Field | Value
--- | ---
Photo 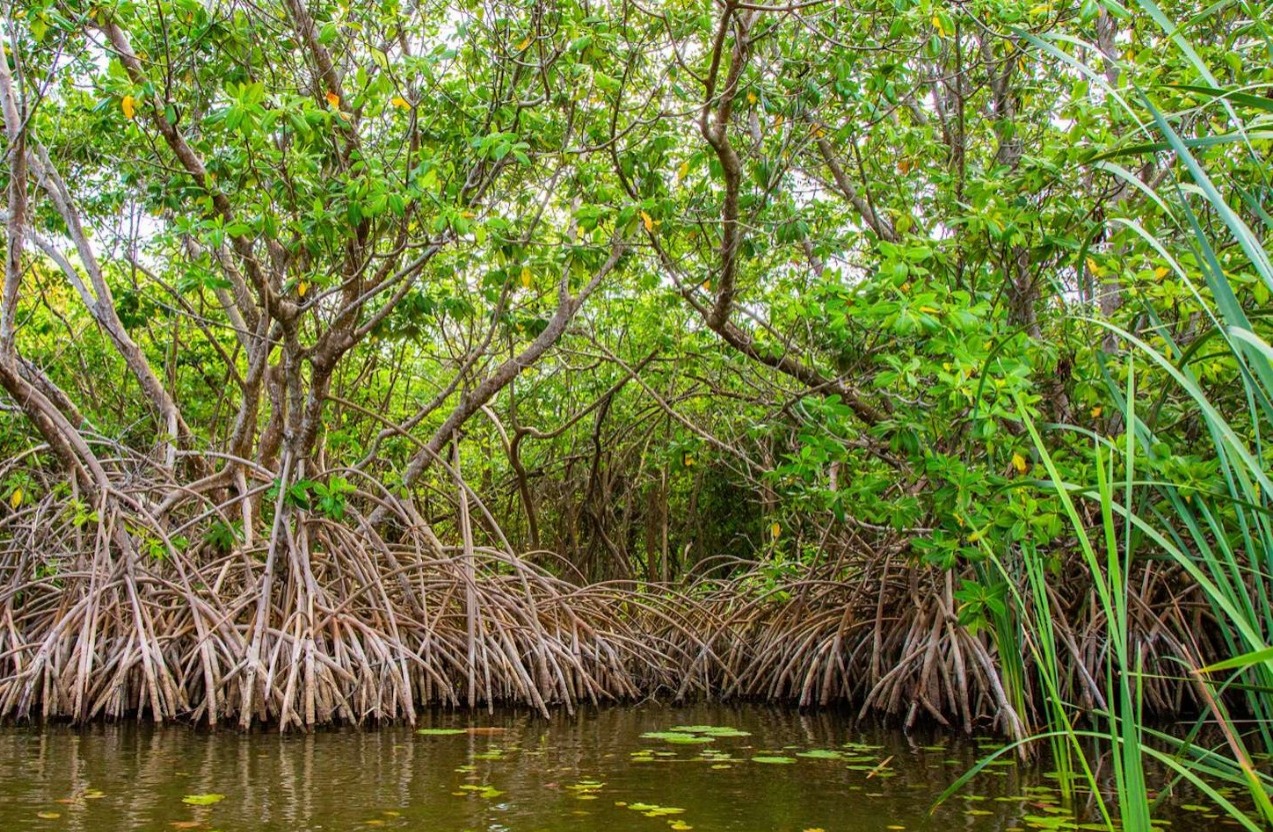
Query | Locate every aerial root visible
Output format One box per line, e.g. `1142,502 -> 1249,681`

0,486 -> 659,727
0,487 -> 1222,730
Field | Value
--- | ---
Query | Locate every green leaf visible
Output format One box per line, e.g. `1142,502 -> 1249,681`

181,794 -> 226,806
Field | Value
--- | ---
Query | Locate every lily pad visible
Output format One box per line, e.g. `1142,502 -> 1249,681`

669,725 -> 752,738
796,749 -> 843,760
457,784 -> 504,799
181,794 -> 226,806
626,802 -> 685,817
640,731 -> 714,744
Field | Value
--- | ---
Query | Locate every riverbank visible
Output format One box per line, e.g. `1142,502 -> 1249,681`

0,499 -> 1218,738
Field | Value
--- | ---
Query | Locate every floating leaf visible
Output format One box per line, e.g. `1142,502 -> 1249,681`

458,784 -> 503,799
641,731 -> 713,744
626,802 -> 685,818
668,725 -> 751,738
181,794 -> 225,806
751,756 -> 796,764
37,812 -> 61,819
416,728 -> 466,735
795,749 -> 842,760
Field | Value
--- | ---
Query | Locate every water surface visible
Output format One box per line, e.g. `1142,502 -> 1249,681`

0,705 -> 1224,831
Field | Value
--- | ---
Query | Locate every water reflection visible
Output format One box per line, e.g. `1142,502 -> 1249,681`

0,705 -> 1210,831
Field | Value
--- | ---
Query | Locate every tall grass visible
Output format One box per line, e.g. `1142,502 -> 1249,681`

951,3 -> 1273,829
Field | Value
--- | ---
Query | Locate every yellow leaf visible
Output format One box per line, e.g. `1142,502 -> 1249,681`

520,266 -> 532,289
677,160 -> 689,181
517,37 -> 531,50
1086,257 -> 1101,277
325,91 -> 341,109
683,453 -> 693,467
1154,266 -> 1169,279
967,529 -> 983,542
121,95 -> 136,119
391,95 -> 411,110
1011,452 -> 1028,475
37,812 -> 61,820
640,211 -> 655,233
1090,406 -> 1102,418
746,91 -> 757,104
770,522 -> 781,541
8,488 -> 21,509
297,281 -> 309,298
900,282 -> 911,293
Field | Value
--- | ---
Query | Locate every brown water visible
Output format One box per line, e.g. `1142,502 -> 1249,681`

0,705 -> 1225,831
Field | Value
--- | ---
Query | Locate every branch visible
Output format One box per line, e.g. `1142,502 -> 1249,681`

369,241 -> 626,525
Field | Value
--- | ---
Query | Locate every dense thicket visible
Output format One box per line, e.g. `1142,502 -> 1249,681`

0,0 -> 1270,805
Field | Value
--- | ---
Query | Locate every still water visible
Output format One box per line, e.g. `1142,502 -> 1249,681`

0,705 -> 1224,831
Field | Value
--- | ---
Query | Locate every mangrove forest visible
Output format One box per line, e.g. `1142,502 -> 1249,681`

0,0 -> 1271,827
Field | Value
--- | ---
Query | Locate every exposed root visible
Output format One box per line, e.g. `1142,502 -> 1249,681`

0,482 -> 655,727
0,476 -> 1226,731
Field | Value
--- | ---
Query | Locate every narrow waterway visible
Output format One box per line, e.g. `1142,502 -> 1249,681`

0,705 -> 1225,831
